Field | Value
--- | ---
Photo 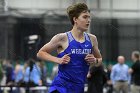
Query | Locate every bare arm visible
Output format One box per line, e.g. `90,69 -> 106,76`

92,35 -> 102,66
37,33 -> 70,64
85,34 -> 102,66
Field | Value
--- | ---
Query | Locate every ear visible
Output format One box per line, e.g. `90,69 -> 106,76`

73,17 -> 77,24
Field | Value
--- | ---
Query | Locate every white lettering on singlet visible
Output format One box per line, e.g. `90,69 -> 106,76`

71,49 -> 92,54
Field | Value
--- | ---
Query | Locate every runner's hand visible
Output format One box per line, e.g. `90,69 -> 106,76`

58,54 -> 70,64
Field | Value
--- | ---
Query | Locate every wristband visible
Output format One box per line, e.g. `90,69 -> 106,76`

95,58 -> 98,64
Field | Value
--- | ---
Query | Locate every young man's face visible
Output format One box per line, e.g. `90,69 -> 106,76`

74,11 -> 91,31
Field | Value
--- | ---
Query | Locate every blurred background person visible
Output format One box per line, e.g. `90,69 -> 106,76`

87,64 -> 107,93
23,59 -> 42,86
0,60 -> 4,93
37,61 -> 47,86
0,60 -> 4,84
3,60 -> 15,86
14,59 -> 24,85
129,51 -> 140,93
2,60 -> 15,93
51,63 -> 58,80
111,56 -> 130,93
14,60 -> 24,93
106,64 -> 113,93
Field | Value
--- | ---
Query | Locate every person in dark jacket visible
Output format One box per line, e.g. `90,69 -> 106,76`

106,64 -> 113,93
87,64 -> 107,93
129,51 -> 140,93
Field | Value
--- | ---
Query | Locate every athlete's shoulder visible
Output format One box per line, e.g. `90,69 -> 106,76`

87,33 -> 97,42
54,33 -> 66,38
52,33 -> 67,41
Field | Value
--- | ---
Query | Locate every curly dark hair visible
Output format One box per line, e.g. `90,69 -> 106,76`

67,3 -> 90,25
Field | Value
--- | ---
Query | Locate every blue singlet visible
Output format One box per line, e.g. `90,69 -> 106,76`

49,31 -> 93,93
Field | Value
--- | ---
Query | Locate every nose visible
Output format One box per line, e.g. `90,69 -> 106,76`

87,18 -> 91,23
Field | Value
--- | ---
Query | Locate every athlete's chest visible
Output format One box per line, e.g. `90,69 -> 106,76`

67,40 -> 92,55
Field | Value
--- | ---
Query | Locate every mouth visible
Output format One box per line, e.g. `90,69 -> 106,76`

86,24 -> 89,27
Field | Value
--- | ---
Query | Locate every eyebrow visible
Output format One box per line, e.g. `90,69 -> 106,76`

83,15 -> 90,17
